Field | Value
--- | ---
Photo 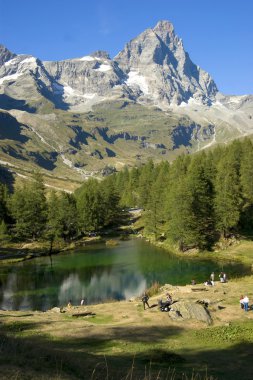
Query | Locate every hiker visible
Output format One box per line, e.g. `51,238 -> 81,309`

191,279 -> 196,285
223,273 -> 227,283
204,279 -> 213,286
67,300 -> 72,308
80,298 -> 86,306
210,272 -> 215,283
141,292 -> 150,310
219,272 -> 225,283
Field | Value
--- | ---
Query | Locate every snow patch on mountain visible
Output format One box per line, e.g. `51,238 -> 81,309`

0,72 -> 22,84
125,71 -> 149,94
95,64 -> 112,72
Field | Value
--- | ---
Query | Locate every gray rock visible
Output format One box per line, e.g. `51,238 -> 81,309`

169,301 -> 212,324
0,44 -> 16,67
115,20 -> 218,107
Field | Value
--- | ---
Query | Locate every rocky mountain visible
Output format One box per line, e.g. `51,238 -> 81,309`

0,21 -> 252,190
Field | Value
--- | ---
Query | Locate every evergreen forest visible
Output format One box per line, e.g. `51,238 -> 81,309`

1,138 -> 253,252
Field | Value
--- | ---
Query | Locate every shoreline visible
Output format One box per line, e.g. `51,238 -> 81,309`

1,233 -> 253,271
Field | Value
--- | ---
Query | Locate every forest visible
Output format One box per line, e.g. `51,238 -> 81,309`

0,138 -> 253,252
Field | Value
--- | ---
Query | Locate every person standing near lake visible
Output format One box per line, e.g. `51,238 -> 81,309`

141,292 -> 150,310
210,272 -> 215,285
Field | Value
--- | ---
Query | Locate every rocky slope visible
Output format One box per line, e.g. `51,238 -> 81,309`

0,21 -> 252,184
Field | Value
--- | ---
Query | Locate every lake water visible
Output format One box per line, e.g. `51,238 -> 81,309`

0,239 -> 250,311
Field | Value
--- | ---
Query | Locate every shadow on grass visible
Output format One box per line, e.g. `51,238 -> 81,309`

0,319 -> 253,379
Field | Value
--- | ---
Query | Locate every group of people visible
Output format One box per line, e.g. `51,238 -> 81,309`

67,298 -> 87,308
204,271 -> 227,286
141,292 -> 173,311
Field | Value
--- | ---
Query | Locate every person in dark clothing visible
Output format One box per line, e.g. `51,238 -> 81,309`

141,292 -> 150,310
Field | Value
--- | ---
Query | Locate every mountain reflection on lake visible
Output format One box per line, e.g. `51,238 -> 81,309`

0,239 -> 250,311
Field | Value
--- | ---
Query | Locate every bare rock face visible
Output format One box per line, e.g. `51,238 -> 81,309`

0,45 -> 16,67
115,20 -> 218,107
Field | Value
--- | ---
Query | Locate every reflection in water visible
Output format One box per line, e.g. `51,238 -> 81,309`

58,270 -> 146,307
0,239 -> 251,311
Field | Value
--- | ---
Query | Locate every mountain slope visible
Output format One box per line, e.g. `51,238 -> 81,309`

0,21 -> 252,186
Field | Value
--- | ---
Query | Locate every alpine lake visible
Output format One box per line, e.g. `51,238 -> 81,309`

0,238 -> 251,311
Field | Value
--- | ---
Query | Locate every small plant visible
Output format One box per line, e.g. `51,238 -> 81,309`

146,281 -> 161,297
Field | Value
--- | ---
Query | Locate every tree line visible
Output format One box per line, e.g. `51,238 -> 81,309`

0,173 -> 121,246
0,138 -> 253,251
110,138 -> 253,250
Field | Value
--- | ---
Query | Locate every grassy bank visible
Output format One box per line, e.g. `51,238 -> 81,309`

0,236 -> 105,264
0,277 -> 253,379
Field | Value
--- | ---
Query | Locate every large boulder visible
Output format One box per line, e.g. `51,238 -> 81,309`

169,301 -> 212,325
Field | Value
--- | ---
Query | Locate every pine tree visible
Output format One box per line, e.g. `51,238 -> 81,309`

76,179 -> 105,232
47,191 -> 78,240
166,176 -> 197,250
239,139 -> 253,231
0,220 -> 10,242
214,150 -> 242,237
101,176 -> 121,226
10,173 -> 47,240
138,159 -> 155,208
186,154 -> 215,249
144,161 -> 170,239
0,184 -> 9,223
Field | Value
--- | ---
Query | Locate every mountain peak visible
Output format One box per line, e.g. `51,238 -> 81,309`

0,44 -> 16,66
91,50 -> 110,60
153,20 -> 174,33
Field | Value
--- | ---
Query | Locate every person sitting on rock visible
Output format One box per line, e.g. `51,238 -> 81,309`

242,295 -> 249,312
204,279 -> 213,286
166,293 -> 172,305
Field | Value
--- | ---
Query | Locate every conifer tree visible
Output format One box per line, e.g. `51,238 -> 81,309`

186,154 -> 215,249
138,159 -> 154,208
101,175 -> 121,226
239,139 -> 253,230
166,177 -> 197,250
0,184 -> 9,223
10,173 -> 47,240
144,161 -> 170,239
76,179 -> 105,232
214,151 -> 242,237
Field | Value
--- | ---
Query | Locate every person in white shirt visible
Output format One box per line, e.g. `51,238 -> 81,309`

242,295 -> 249,312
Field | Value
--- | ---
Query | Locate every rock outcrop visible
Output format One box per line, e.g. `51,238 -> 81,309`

169,301 -> 212,325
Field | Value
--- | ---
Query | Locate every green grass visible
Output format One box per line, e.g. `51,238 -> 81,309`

89,314 -> 114,325
1,315 -> 253,379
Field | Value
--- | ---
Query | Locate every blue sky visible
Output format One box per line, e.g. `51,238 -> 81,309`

0,0 -> 252,95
